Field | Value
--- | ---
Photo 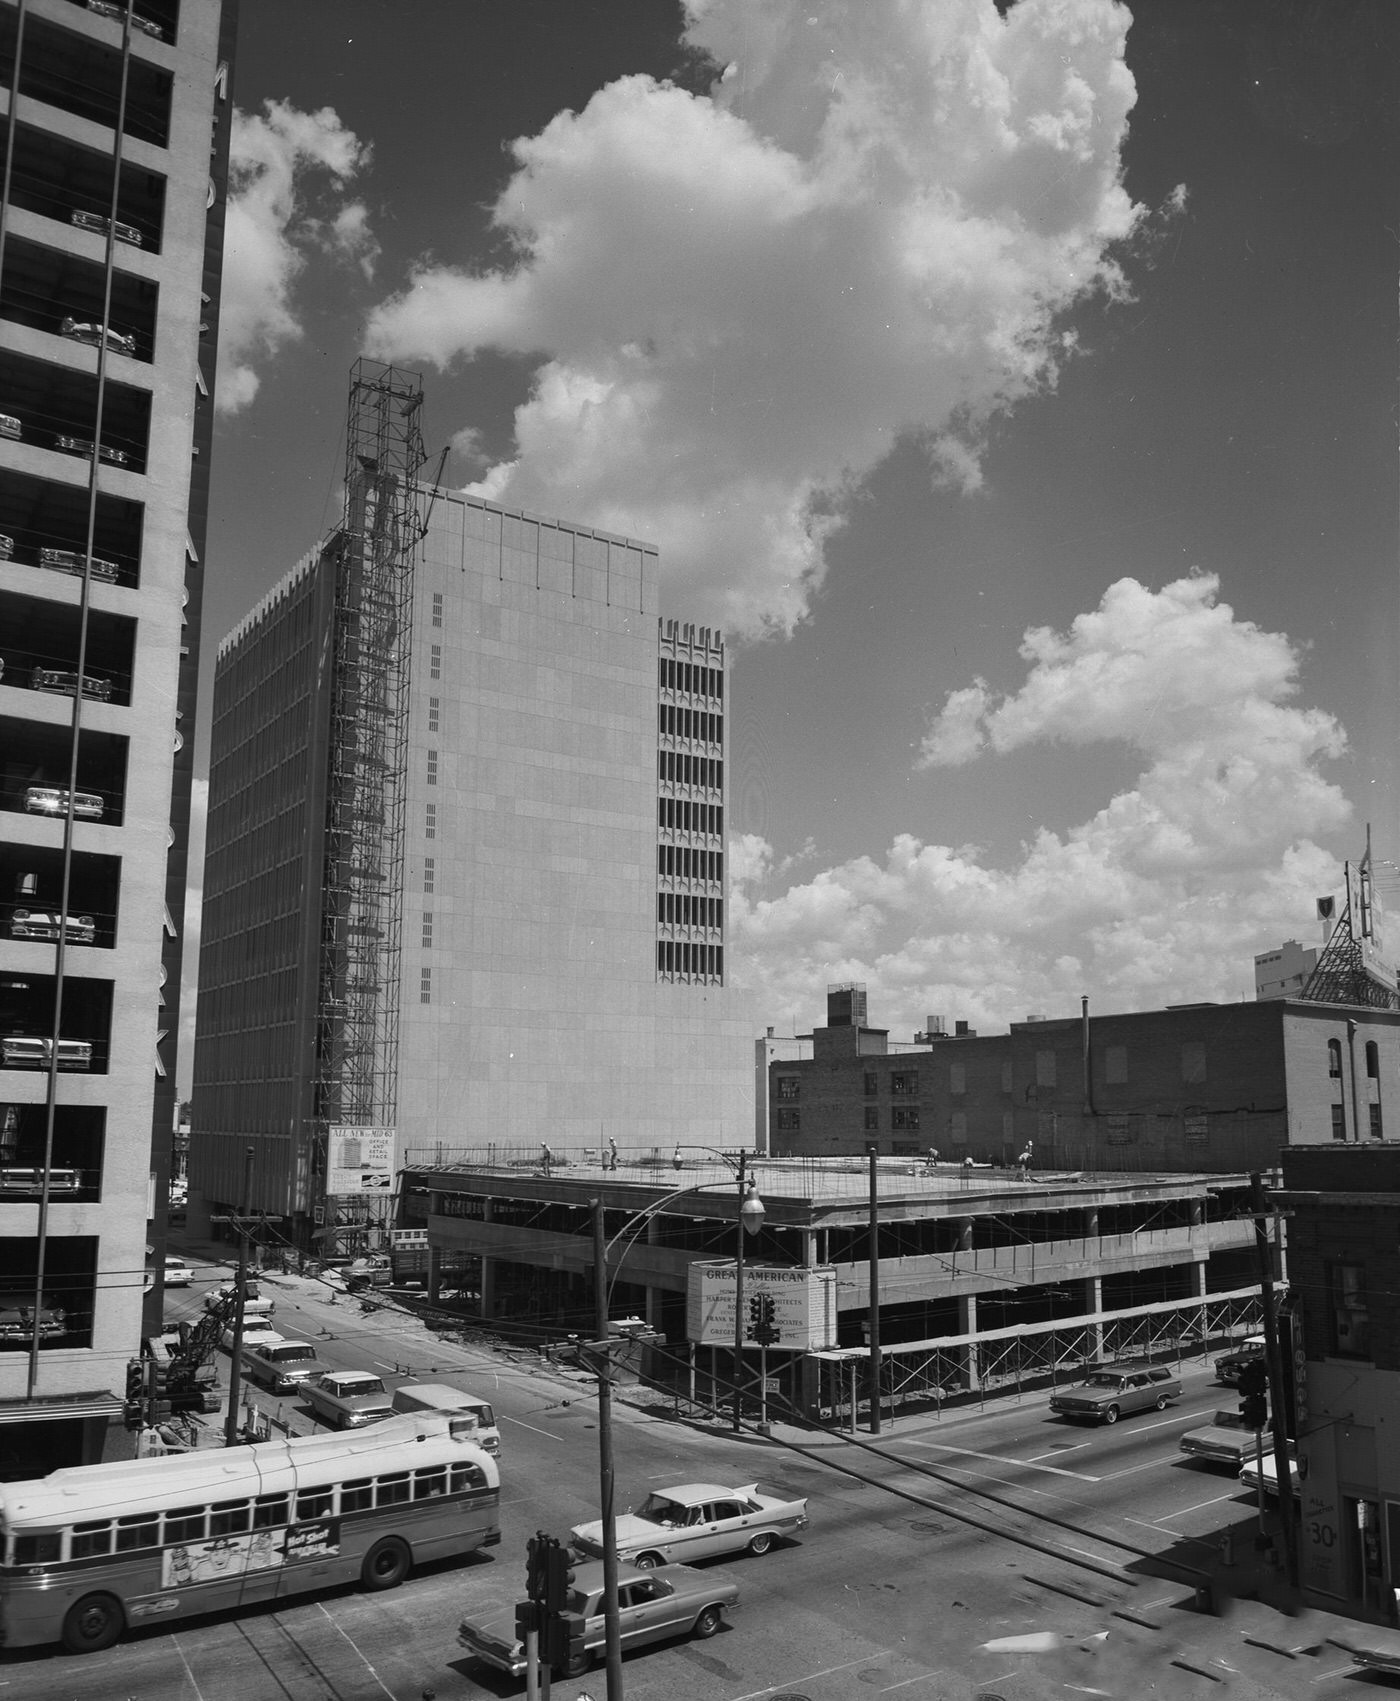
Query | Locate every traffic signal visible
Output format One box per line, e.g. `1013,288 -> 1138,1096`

1240,1393 -> 1268,1430
543,1541 -> 574,1615
526,1532 -> 547,1602
122,1358 -> 147,1429
540,1608 -> 589,1674
514,1598 -> 539,1644
748,1291 -> 779,1346
1237,1358 -> 1268,1399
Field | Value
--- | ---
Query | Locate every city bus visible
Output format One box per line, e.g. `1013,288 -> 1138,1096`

0,1413 -> 500,1654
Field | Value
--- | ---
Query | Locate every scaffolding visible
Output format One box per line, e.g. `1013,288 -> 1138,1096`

313,360 -> 426,1254
1301,838 -> 1400,1010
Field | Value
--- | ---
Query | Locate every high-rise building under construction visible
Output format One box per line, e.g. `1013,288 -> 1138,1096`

191,364 -> 754,1247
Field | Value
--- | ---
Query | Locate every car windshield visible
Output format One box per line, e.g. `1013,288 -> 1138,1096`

636,1494 -> 687,1525
1213,1410 -> 1248,1429
1085,1373 -> 1125,1389
270,1346 -> 315,1362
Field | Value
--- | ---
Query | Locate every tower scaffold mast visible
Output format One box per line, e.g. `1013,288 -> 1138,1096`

1300,827 -> 1400,1011
313,360 -> 426,1254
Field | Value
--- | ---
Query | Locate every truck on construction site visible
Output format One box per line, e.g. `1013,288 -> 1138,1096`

131,1287 -> 251,1427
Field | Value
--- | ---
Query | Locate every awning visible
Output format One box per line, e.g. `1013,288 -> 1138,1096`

0,1393 -> 124,1424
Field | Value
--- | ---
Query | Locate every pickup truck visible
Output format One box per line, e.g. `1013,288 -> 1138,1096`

1048,1363 -> 1181,1424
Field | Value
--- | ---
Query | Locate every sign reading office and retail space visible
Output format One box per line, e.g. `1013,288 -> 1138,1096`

686,1262 -> 838,1350
327,1126 -> 396,1194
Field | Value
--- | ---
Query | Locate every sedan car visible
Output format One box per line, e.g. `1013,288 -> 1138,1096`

1048,1363 -> 1181,1424
10,907 -> 96,944
1180,1408 -> 1272,1469
242,1338 -> 325,1394
69,209 -> 143,246
38,548 -> 120,582
30,667 -> 112,702
1,1034 -> 92,1069
53,434 -> 129,465
301,1369 -> 394,1429
571,1481 -> 808,1569
1328,1626 -> 1400,1677
220,1317 -> 283,1352
59,317 -> 137,358
162,1256 -> 193,1287
1238,1445 -> 1299,1498
24,785 -> 104,820
458,1560 -> 738,1679
1213,1335 -> 1266,1387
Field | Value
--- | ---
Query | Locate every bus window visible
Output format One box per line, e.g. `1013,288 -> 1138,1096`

451,1462 -> 486,1493
296,1486 -> 334,1521
13,1531 -> 61,1564
340,1478 -> 372,1512
413,1467 -> 448,1500
70,1522 -> 112,1559
253,1494 -> 289,1528
376,1472 -> 410,1506
115,1514 -> 160,1552
165,1507 -> 205,1543
210,1500 -> 250,1536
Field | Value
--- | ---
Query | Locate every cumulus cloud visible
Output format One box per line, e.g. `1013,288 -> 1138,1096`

733,577 -> 1350,1032
217,102 -> 376,414
366,0 -> 1146,637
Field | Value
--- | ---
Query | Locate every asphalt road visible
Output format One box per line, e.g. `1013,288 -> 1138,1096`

4,1263 -> 1369,1701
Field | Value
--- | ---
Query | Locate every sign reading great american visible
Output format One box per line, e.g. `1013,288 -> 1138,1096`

686,1262 -> 838,1351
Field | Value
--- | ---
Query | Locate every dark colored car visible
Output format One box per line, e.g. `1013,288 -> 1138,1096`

1049,1363 -> 1181,1424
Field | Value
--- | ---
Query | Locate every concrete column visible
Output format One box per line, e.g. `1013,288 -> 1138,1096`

959,1218 -> 975,1251
427,1241 -> 442,1304
1189,1199 -> 1203,1226
958,1293 -> 980,1391
645,1216 -> 665,1331
1188,1259 -> 1207,1298
1084,1276 -> 1104,1361
479,1198 -> 496,1318
1084,1207 -> 1099,1236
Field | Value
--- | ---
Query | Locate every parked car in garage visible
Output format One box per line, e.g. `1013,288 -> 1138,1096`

1048,1363 -> 1181,1424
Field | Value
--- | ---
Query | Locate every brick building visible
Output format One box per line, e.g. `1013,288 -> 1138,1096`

1276,1144 -> 1400,1619
765,988 -> 1400,1173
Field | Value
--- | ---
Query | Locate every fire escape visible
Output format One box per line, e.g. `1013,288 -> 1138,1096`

312,360 -> 425,1254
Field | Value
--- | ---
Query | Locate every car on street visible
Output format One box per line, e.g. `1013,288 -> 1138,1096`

241,1338 -> 325,1394
220,1317 -> 283,1352
1048,1363 -> 1181,1424
1178,1408 -> 1271,1469
301,1369 -> 394,1429
0,533 -> 12,558
458,1560 -> 739,1679
1238,1445 -> 1299,1498
203,1282 -> 275,1319
571,1481 -> 808,1568
1328,1626 -> 1400,1677
162,1256 -> 193,1287
1213,1335 -> 1266,1386
0,412 -> 20,439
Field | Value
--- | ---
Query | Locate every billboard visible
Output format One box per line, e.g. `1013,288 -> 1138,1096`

327,1126 -> 395,1195
1347,860 -> 1397,995
686,1262 -> 838,1351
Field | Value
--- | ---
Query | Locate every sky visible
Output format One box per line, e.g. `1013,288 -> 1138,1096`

194,0 -> 1399,1070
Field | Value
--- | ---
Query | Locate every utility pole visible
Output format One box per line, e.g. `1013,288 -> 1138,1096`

590,1199 -> 624,1698
868,1145 -> 882,1435
732,1150 -> 747,1433
1249,1171 -> 1299,1589
220,1146 -> 255,1447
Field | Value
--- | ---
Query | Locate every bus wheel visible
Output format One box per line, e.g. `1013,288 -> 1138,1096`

361,1536 -> 411,1591
61,1592 -> 124,1654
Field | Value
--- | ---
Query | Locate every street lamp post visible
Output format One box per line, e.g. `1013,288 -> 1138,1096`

732,1152 -> 765,1433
